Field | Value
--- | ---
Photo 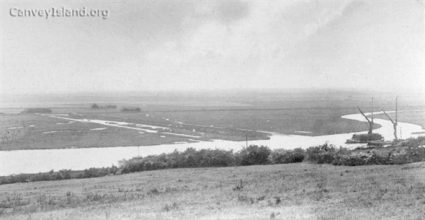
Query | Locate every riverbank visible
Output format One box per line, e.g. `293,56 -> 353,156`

1,110 -> 424,175
2,137 -> 424,185
1,162 -> 425,219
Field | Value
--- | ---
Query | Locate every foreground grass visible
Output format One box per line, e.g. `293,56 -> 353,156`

1,163 -> 425,220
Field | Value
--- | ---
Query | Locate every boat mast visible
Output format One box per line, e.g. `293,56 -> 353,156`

358,107 -> 373,135
395,96 -> 398,123
371,97 -> 374,126
395,96 -> 398,141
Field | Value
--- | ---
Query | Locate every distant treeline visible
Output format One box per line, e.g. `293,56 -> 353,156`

90,103 -> 142,112
1,137 -> 424,185
121,107 -> 141,112
20,108 -> 52,114
91,104 -> 117,109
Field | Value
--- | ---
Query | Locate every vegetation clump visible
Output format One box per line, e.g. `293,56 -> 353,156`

0,167 -> 118,185
305,144 -> 339,164
269,148 -> 305,164
237,145 -> 271,165
120,148 -> 236,173
351,133 -> 383,142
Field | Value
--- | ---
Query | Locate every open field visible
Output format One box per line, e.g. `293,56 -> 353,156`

1,162 -> 425,219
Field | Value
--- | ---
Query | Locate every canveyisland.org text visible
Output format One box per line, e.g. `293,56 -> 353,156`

10,7 -> 109,19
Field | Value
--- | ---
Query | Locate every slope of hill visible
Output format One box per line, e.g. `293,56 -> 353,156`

1,162 -> 424,220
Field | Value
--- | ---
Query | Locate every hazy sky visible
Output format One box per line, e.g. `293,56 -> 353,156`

1,0 -> 424,95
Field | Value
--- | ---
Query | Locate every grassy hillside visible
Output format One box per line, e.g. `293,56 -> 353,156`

1,162 -> 425,220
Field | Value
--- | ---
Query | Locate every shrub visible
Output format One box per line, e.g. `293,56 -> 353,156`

197,149 -> 235,167
237,145 -> 271,165
333,152 -> 373,166
386,146 -> 425,164
270,148 -> 305,164
305,144 -> 338,164
351,133 -> 383,142
79,166 -> 118,178
332,143 -> 425,166
402,137 -> 425,148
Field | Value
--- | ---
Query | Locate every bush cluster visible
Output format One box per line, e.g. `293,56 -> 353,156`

351,133 -> 383,142
0,146 -> 306,185
402,136 -> 425,148
270,148 -> 305,164
119,148 -> 236,173
237,145 -> 271,165
305,144 -> 339,164
304,138 -> 425,166
0,166 -> 118,185
120,146 -> 308,174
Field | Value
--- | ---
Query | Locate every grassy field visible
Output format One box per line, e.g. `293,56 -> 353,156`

1,162 -> 425,219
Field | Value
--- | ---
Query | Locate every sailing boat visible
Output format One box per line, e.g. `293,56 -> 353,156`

346,98 -> 383,144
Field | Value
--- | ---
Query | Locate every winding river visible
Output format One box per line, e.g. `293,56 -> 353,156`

0,111 -> 424,176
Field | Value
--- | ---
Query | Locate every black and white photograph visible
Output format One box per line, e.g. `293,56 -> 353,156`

0,0 -> 424,219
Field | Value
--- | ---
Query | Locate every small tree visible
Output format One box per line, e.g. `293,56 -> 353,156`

91,103 -> 99,109
238,145 -> 271,165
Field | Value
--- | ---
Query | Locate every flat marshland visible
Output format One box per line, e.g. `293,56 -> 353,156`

0,91 -> 399,151
0,107 -> 378,151
1,162 -> 425,220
